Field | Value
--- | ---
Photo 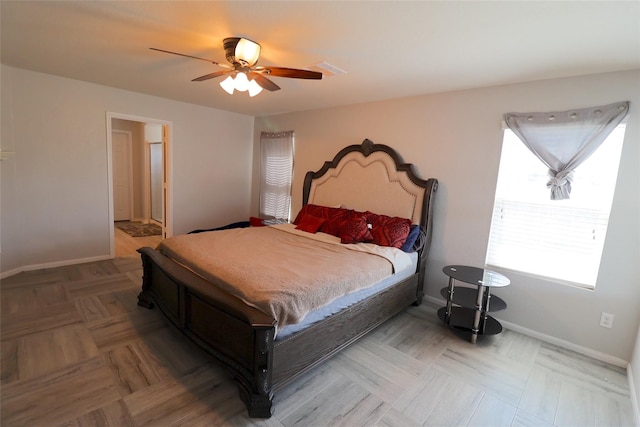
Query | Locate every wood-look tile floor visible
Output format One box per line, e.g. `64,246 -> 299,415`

114,227 -> 162,258
1,257 -> 635,426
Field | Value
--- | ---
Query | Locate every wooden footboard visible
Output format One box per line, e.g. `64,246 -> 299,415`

137,247 -> 276,417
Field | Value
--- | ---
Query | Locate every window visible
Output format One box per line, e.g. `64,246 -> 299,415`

485,124 -> 626,289
259,131 -> 294,223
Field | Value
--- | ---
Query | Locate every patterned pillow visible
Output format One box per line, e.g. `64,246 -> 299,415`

322,207 -> 354,236
294,204 -> 360,237
338,215 -> 374,244
295,214 -> 326,233
367,213 -> 412,248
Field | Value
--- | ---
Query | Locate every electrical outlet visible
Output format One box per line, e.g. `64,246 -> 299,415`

600,312 -> 614,329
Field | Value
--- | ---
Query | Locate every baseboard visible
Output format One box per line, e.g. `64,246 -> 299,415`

629,363 -> 640,427
424,295 -> 629,368
499,318 -> 628,368
0,254 -> 112,280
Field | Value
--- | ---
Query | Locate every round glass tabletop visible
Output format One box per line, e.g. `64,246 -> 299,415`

442,265 -> 510,288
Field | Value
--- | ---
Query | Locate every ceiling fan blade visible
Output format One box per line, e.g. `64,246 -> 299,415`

258,66 -> 323,80
248,72 -> 280,91
149,47 -> 228,67
192,70 -> 230,81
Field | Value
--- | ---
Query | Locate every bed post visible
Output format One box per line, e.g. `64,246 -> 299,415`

137,250 -> 156,309
415,178 -> 438,305
237,326 -> 274,418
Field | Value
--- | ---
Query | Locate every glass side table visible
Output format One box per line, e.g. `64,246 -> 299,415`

437,265 -> 510,343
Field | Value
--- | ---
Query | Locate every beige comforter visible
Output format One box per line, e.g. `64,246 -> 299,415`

157,224 -> 411,329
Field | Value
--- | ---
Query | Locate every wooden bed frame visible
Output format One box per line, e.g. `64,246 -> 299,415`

137,139 -> 438,417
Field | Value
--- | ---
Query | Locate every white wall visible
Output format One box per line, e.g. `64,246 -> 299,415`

1,65 -> 254,274
253,70 -> 640,362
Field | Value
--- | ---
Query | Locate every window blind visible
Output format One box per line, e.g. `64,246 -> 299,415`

486,199 -> 609,286
259,131 -> 294,223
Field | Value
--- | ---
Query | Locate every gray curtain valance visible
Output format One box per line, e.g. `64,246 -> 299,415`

504,101 -> 629,200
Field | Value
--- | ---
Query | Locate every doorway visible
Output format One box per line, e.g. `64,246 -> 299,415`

107,113 -> 172,258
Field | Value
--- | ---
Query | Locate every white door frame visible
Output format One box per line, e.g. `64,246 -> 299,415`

106,112 -> 173,258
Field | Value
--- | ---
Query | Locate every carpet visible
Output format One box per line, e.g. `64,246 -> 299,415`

115,221 -> 162,237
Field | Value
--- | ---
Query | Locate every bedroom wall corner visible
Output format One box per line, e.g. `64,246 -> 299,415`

0,65 -> 22,273
250,128 -> 262,218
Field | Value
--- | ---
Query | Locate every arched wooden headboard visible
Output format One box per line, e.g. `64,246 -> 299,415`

303,138 -> 437,226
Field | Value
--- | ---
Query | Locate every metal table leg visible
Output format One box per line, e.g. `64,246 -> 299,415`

471,284 -> 486,344
445,276 -> 455,325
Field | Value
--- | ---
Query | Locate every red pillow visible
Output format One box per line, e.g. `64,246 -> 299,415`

250,216 -> 266,227
367,213 -> 412,248
293,204 -> 331,225
322,208 -> 354,236
295,214 -> 326,233
338,215 -> 374,244
293,204 -> 358,237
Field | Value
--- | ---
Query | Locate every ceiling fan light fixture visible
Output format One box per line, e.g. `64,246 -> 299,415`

235,38 -> 261,66
219,75 -> 235,94
248,79 -> 263,97
219,72 -> 262,96
234,72 -> 250,91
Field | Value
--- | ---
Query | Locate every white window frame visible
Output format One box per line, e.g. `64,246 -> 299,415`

485,123 -> 626,290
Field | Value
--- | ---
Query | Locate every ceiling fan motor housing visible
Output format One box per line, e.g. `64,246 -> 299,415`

223,37 -> 241,64
224,37 -> 261,67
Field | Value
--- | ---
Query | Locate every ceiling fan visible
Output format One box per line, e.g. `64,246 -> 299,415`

150,37 -> 323,97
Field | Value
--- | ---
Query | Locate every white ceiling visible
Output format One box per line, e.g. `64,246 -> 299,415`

2,1 -> 639,117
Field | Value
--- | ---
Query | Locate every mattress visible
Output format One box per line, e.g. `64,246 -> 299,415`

276,250 -> 418,339
157,224 -> 414,334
